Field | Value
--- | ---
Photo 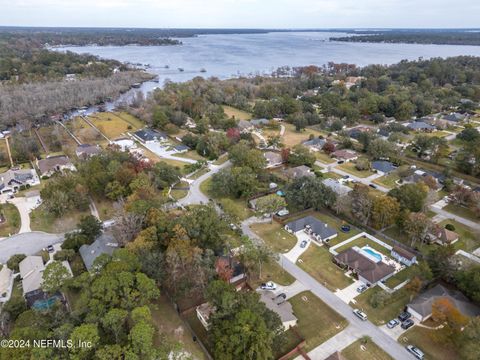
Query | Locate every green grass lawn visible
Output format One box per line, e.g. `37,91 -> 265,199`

213,154 -> 229,165
334,236 -> 392,256
176,150 -> 207,162
342,339 -> 393,360
338,162 -> 375,178
443,203 -> 479,222
400,324 -> 459,360
183,310 -> 211,354
0,203 -> 21,237
438,219 -> 480,252
200,178 -> 252,221
93,197 -> 118,221
150,296 -> 207,360
170,181 -> 189,201
297,245 -> 353,291
250,222 -> 297,253
384,265 -> 418,288
30,205 -> 91,233
373,173 -> 400,189
188,167 -> 210,180
315,151 -> 336,164
89,112 -> 142,139
323,172 -> 343,180
249,259 -> 295,288
290,291 -> 348,352
352,287 -> 410,325
223,105 -> 252,120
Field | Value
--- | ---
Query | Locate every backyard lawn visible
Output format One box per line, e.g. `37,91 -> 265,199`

337,162 -> 375,178
333,236 -> 392,256
0,203 -> 21,237
67,117 -> 106,145
290,291 -> 348,352
170,181 -> 189,201
37,124 -> 77,154
250,221 -> 297,253
443,203 -> 479,222
0,140 -> 10,167
384,264 -> 417,288
264,123 -> 326,148
352,287 -> 410,325
176,150 -> 207,162
150,296 -> 207,360
342,339 -> 393,360
438,219 -> 479,252
222,105 -> 252,120
249,259 -> 295,288
373,173 -> 400,189
297,245 -> 353,291
315,151 -> 336,164
400,323 -> 459,360
89,112 -> 143,139
30,205 -> 91,233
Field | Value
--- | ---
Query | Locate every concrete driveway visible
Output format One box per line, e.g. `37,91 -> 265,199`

335,280 -> 364,304
380,317 -> 420,340
141,141 -> 197,164
6,195 -> 42,234
0,232 -> 64,263
284,231 -> 312,262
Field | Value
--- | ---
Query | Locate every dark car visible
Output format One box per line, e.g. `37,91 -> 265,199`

47,245 -> 55,253
369,184 -> 377,189
275,293 -> 287,305
300,240 -> 308,248
398,311 -> 412,322
401,319 -> 414,330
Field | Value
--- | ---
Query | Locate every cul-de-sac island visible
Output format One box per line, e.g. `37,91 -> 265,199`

1,7 -> 480,360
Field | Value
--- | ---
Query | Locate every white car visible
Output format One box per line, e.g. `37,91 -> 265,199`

353,309 -> 368,321
406,345 -> 424,359
260,281 -> 277,291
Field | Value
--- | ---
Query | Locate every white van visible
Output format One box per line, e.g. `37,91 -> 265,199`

406,345 -> 424,359
353,309 -> 368,321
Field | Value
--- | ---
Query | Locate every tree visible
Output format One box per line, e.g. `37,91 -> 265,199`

405,276 -> 423,299
101,308 -> 128,343
42,261 -> 71,294
129,321 -> 156,359
455,266 -> 480,303
460,317 -> 480,360
404,212 -> 434,246
388,183 -> 429,212
367,138 -> 396,160
211,166 -> 260,199
431,297 -> 468,332
457,127 -> 480,142
322,141 -> 335,154
78,215 -> 103,241
181,205 -> 227,251
369,290 -> 392,309
355,158 -> 371,171
371,196 -> 400,229
150,161 -> 182,189
351,184 -> 374,225
427,245 -> 456,280
255,195 -> 287,222
69,324 -> 100,360
6,254 -> 26,272
287,144 -> 316,166
285,176 -> 337,211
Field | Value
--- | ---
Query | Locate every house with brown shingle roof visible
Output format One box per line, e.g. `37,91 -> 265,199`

331,149 -> 358,162
36,155 -> 76,177
428,228 -> 459,246
391,246 -> 417,267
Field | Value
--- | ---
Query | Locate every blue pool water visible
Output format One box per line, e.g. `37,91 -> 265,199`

362,247 -> 382,262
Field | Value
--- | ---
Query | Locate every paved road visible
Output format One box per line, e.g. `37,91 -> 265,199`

279,255 -> 411,360
179,160 -> 231,206
0,232 -> 64,263
429,207 -> 480,231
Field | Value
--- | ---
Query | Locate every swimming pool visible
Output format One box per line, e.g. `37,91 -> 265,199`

361,246 -> 383,262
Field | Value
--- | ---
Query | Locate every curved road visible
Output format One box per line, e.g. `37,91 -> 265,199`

0,232 -> 64,263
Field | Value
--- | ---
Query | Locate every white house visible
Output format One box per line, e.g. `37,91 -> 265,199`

390,246 -> 417,267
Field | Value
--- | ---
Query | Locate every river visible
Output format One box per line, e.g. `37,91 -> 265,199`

57,31 -> 480,113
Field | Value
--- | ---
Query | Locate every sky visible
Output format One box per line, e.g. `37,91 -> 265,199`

0,0 -> 479,29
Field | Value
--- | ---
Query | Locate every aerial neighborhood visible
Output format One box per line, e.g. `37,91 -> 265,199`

1,27 -> 480,360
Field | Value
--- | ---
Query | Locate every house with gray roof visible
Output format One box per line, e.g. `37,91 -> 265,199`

322,178 -> 352,196
282,165 -> 313,179
36,155 -> 76,177
79,233 -> 119,271
250,118 -> 270,127
372,160 -> 397,175
408,284 -> 480,322
302,138 -> 327,151
75,144 -> 102,159
19,256 -> 45,296
407,122 -> 436,132
0,168 -> 40,194
258,290 -> 298,331
442,113 -> 465,123
237,120 -> 253,133
284,215 -> 337,243
133,128 -> 167,143
264,151 -> 283,168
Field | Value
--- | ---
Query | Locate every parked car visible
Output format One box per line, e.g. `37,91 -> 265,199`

337,160 -> 345,164
47,245 -> 55,253
300,240 -> 308,248
356,284 -> 368,293
342,175 -> 350,179
406,345 -> 424,359
387,319 -> 399,329
275,293 -> 287,304
369,184 -> 377,189
260,282 -> 277,291
229,223 -> 238,230
398,311 -> 412,322
401,319 -> 414,330
352,309 -> 368,321
276,209 -> 289,217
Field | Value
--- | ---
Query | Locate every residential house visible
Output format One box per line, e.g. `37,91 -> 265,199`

133,128 -> 168,143
408,284 -> 480,322
19,256 -> 45,304
196,302 -> 215,330
331,149 -> 358,162
348,126 -> 372,141
407,122 -> 436,132
285,215 -> 337,243
345,76 -> 365,89
334,247 -> 395,286
402,169 -> 444,190
173,144 -> 190,153
322,178 -> 352,196
37,155 -> 76,177
0,266 -> 13,303
428,228 -> 459,246
0,168 -> 40,194
372,160 -> 397,175
79,233 -> 119,271
259,290 -> 298,330
75,144 -> 102,159
391,246 -> 417,267
111,137 -> 136,152
264,151 -> 283,168
250,118 -> 270,127
237,120 -> 253,133
215,255 -> 247,289
282,165 -> 314,180
302,138 -> 327,152
442,113 -> 465,124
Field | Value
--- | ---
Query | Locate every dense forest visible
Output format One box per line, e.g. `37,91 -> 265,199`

331,30 -> 480,46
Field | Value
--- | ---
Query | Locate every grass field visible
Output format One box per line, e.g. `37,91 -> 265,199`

223,105 -> 252,120
0,203 -> 21,237
170,181 -> 189,201
250,221 -> 297,253
400,324 -> 459,360
150,296 -> 207,360
337,162 -> 375,178
176,150 -> 206,162
67,117 -> 106,145
373,173 -> 400,189
37,124 -> 77,154
315,151 -> 336,164
93,197 -> 118,221
342,339 -> 393,360
0,140 -> 10,167
443,203 -> 479,222
249,259 -> 295,288
384,264 -> 417,288
290,291 -> 348,352
30,205 -> 91,233
352,287 -> 410,325
264,123 -> 326,148
438,219 -> 480,252
298,245 -> 353,291
89,112 -> 143,139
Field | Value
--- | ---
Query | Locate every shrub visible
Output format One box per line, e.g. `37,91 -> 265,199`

445,223 -> 456,231
7,254 -> 26,272
369,290 -> 392,309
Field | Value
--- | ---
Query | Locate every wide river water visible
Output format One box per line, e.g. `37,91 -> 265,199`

57,31 -> 480,110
